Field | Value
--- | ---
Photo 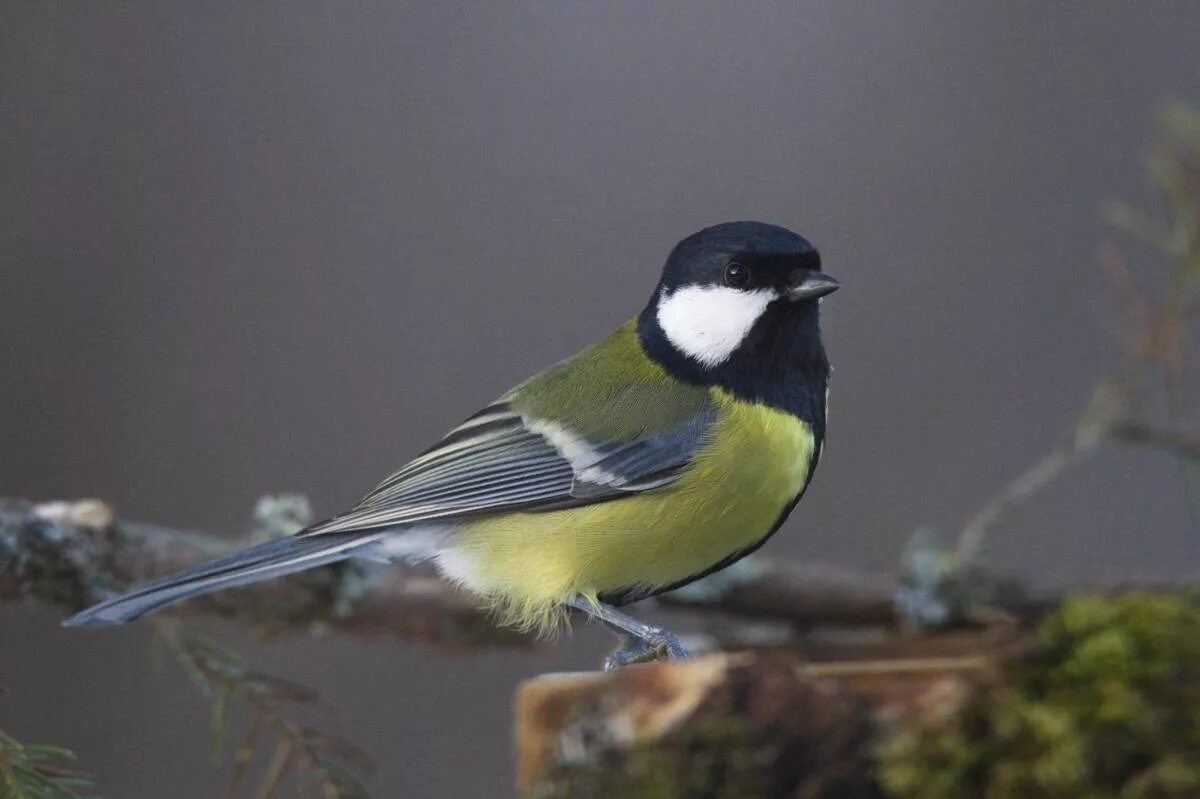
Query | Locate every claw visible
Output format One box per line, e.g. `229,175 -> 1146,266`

649,626 -> 690,660
602,628 -> 690,671
567,595 -> 691,671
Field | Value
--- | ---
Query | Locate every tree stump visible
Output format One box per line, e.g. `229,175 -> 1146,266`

515,650 -> 989,798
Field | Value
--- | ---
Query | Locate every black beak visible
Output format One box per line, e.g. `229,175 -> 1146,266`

785,270 -> 840,302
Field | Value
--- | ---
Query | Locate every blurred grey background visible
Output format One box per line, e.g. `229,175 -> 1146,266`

3,2 -> 1200,796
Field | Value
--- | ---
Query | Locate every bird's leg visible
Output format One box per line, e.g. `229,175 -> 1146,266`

569,596 -> 690,671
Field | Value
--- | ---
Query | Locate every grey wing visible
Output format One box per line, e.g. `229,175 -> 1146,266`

303,401 -> 717,536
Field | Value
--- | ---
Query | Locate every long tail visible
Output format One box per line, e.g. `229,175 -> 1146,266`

62,531 -> 381,628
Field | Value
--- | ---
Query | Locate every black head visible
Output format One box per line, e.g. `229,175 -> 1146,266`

656,221 -> 834,299
637,221 -> 837,423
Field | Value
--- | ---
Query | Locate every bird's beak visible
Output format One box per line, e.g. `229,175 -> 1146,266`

785,270 -> 840,302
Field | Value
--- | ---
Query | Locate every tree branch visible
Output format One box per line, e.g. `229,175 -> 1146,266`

1110,417 -> 1200,461
1,496 -> 923,644
2,496 -> 1187,652
0,498 -> 527,649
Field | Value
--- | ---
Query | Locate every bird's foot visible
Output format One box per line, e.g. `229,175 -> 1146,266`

603,628 -> 690,672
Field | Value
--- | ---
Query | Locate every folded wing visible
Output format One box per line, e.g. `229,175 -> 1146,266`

303,399 -> 718,536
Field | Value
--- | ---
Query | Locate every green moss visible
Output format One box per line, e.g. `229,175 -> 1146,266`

879,592 -> 1200,799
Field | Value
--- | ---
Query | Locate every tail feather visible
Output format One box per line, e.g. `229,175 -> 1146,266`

63,532 -> 380,628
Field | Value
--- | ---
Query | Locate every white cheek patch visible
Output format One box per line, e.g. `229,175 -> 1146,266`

656,285 -> 776,367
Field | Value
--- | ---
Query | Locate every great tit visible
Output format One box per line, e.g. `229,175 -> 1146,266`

65,221 -> 838,669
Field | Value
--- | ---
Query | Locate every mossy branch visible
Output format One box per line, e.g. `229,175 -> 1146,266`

2,494 -> 1193,650
0,497 -> 526,650
0,495 -> 918,637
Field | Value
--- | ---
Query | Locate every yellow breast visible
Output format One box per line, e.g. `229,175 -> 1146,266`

451,390 -> 818,633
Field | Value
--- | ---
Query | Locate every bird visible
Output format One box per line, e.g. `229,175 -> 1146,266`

64,221 -> 839,670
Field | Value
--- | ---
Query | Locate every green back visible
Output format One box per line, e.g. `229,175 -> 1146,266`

506,319 -> 712,441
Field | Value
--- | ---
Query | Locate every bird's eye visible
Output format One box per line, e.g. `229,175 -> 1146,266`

723,262 -> 750,289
